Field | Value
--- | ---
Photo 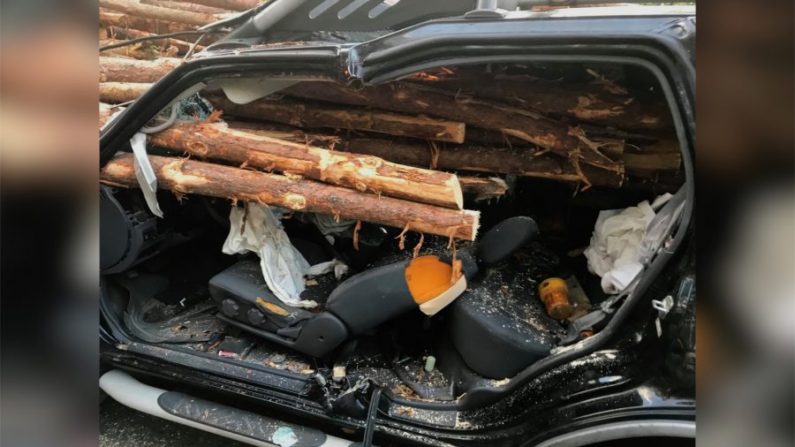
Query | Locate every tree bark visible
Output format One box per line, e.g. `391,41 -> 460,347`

206,93 -> 466,143
117,119 -> 465,209
174,0 -> 260,11
99,39 -> 168,59
98,108 -> 464,209
421,75 -> 671,130
224,120 -> 626,187
99,82 -> 151,103
104,26 -> 202,54
464,126 -> 626,158
459,177 -> 508,201
100,9 -> 198,34
281,81 -> 619,170
226,120 -> 679,178
99,0 -> 220,27
100,56 -> 180,83
623,152 -> 681,176
463,127 -> 534,147
340,137 -> 624,188
142,0 -> 231,14
619,139 -> 681,177
101,153 -> 479,240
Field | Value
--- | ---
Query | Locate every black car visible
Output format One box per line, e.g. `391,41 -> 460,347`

99,1 -> 695,445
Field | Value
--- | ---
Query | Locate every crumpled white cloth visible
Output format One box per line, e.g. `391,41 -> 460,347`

222,203 -> 347,309
584,194 -> 672,294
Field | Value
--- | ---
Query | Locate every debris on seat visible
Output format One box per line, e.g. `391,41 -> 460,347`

584,193 -> 673,294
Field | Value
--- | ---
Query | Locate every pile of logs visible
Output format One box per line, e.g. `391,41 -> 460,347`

99,1 -> 683,241
99,0 -> 261,57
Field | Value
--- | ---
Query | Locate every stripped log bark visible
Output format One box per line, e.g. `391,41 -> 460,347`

100,10 -> 197,33
88,70 -> 620,178
281,81 -> 621,172
614,139 -> 681,177
174,0 -> 260,10
442,125 -> 679,176
99,0 -> 220,27
340,138 -> 624,188
464,126 -> 628,155
223,122 -> 625,188
95,112 -> 465,209
422,75 -> 671,130
623,152 -> 682,175
101,154 -> 479,240
464,126 -> 626,160
464,127 -> 536,147
100,56 -> 180,83
206,93 -> 466,143
142,0 -> 231,14
99,39 -> 169,59
228,120 -> 679,179
104,26 -> 202,54
235,119 -> 682,178
99,82 -> 151,103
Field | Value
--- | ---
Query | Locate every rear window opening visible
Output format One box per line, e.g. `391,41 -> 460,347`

100,60 -> 687,408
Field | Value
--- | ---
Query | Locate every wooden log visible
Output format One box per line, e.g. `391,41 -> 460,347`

464,127 -> 534,147
100,38 -> 175,59
101,153 -> 479,240
341,138 -> 624,188
100,9 -> 197,34
227,121 -> 679,180
422,75 -> 671,130
122,119 -> 465,209
205,93 -> 466,143
577,123 -> 661,145
227,120 -> 311,140
100,56 -> 180,83
459,177 -> 508,201
223,121 -> 625,187
458,126 -> 679,176
174,0 -> 260,11
282,81 -> 619,170
104,26 -> 202,54
142,0 -> 231,14
465,127 -> 626,159
100,82 -> 151,103
99,0 -> 220,27
99,86 -> 465,143
639,138 -> 682,154
623,152 -> 682,176
614,139 -> 681,177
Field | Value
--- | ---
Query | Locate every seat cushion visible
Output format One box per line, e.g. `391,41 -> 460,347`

449,256 -> 565,379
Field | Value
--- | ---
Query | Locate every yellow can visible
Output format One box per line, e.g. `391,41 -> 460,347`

538,277 -> 573,320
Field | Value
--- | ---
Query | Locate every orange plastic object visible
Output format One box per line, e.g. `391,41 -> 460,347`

405,256 -> 454,304
538,277 -> 573,320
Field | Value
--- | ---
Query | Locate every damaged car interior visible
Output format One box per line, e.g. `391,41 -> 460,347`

99,4 -> 695,443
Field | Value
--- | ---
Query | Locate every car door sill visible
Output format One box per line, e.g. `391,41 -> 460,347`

99,369 -> 352,447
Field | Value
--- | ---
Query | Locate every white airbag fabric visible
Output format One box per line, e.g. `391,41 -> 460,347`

222,203 -> 347,309
584,194 -> 672,294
